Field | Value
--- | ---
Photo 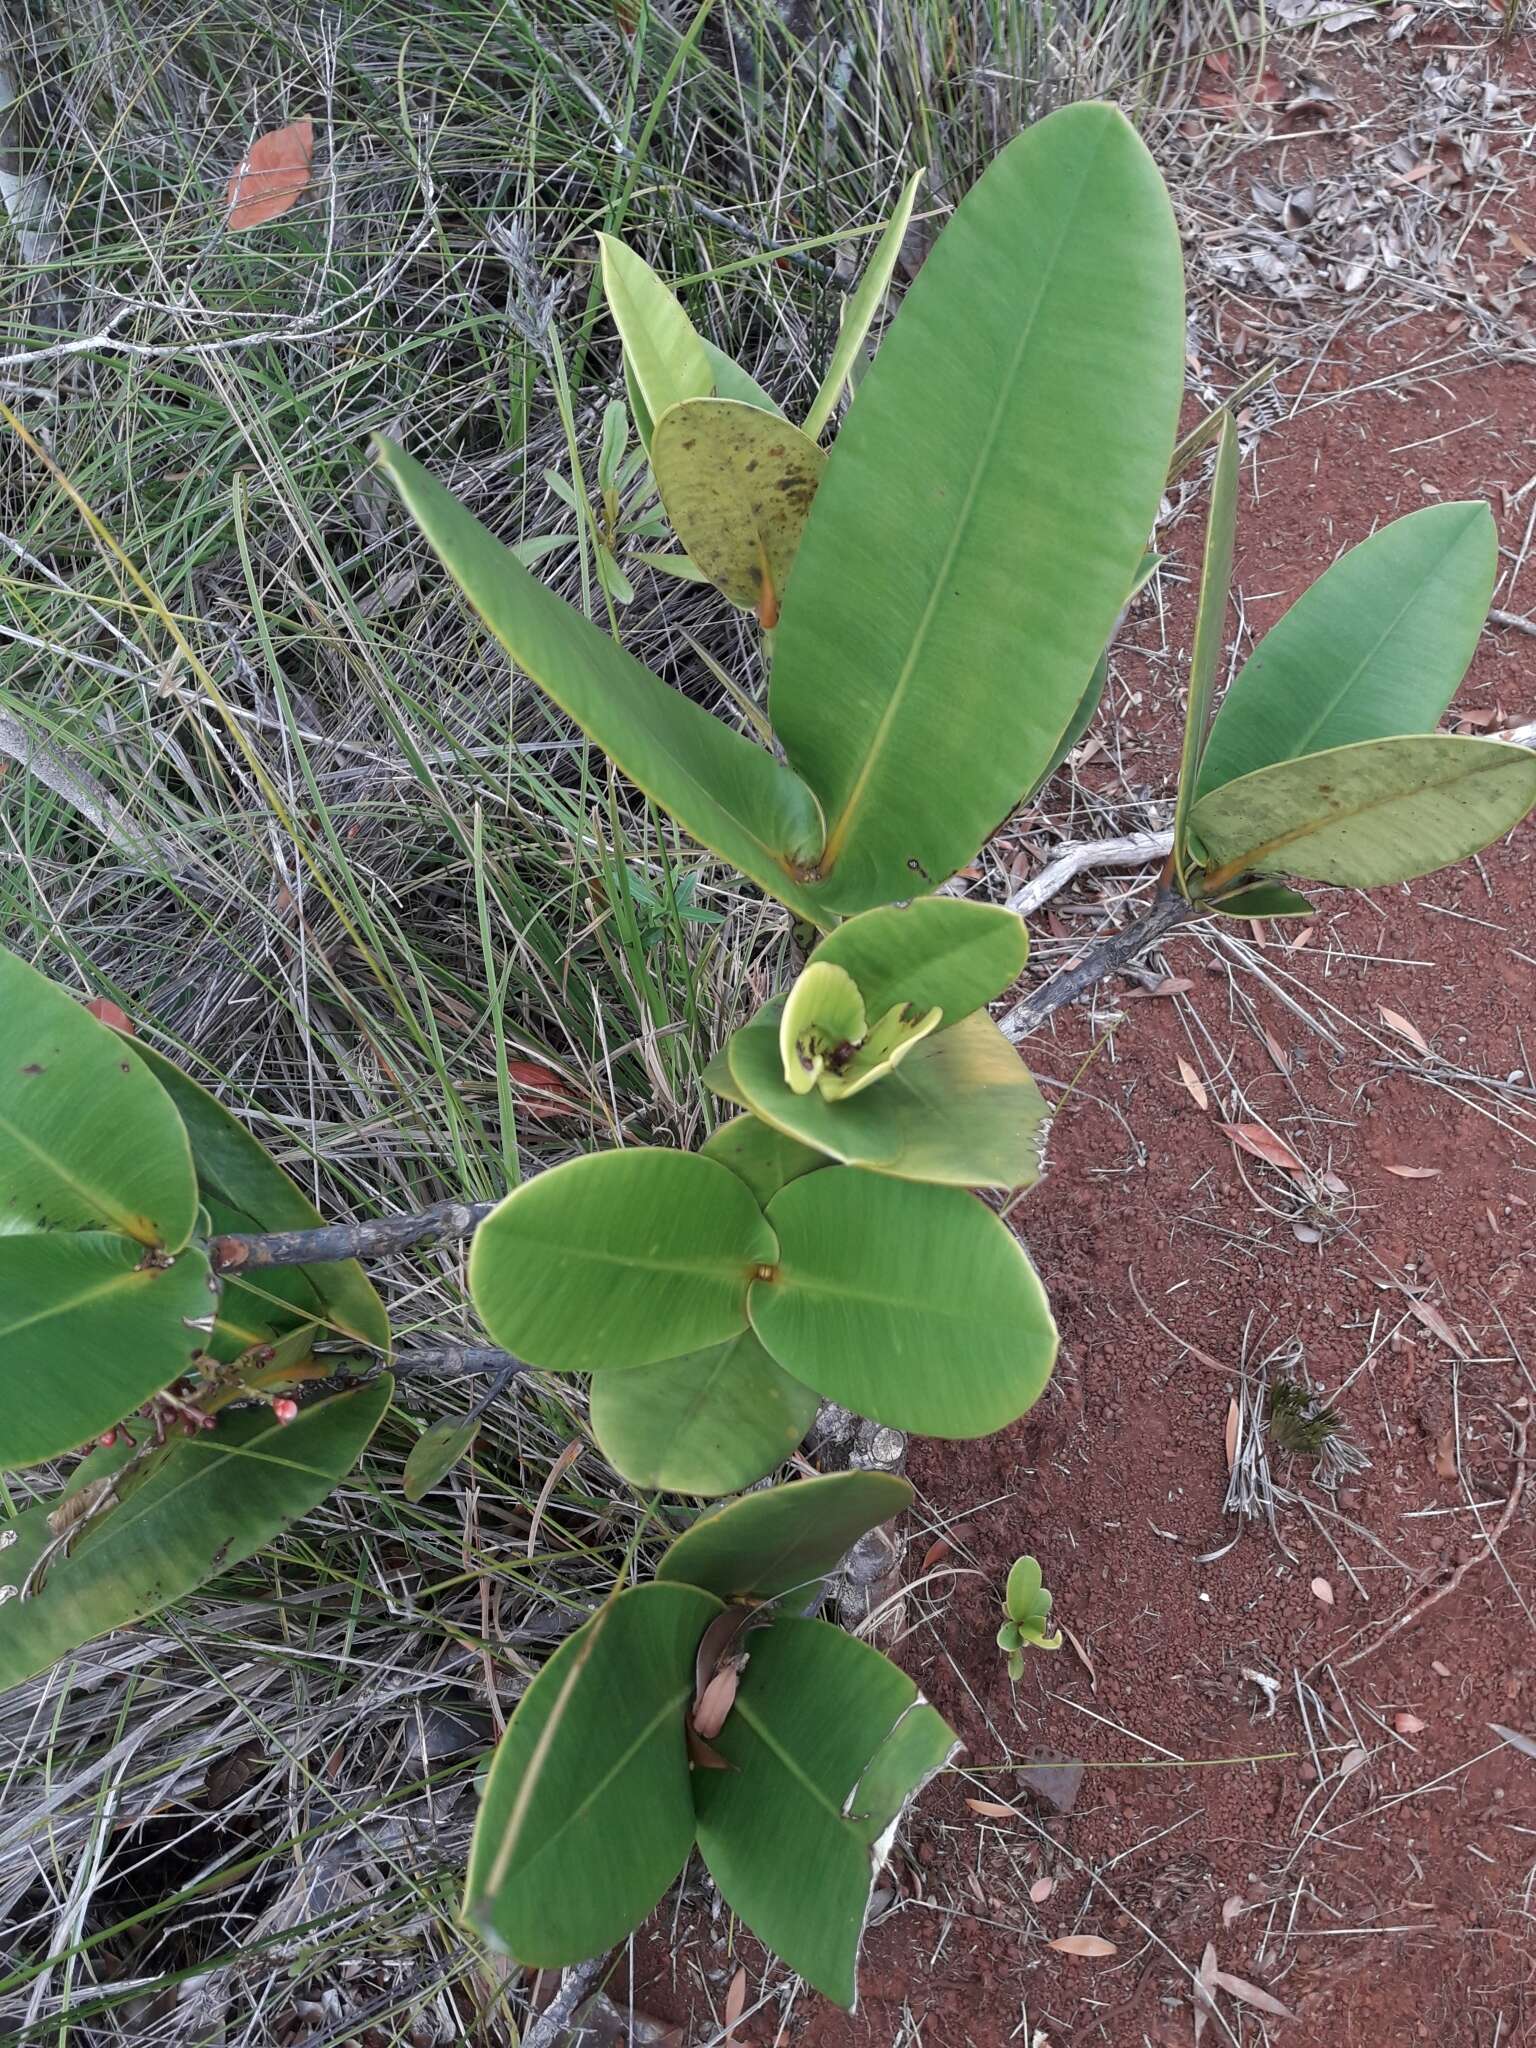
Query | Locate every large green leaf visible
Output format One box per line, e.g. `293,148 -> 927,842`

589,1330 -> 818,1495
0,1378 -> 391,1690
1196,501 -> 1496,798
128,1041 -> 390,1353
748,1170 -> 1056,1435
700,339 -> 782,416
650,400 -> 826,617
465,1581 -> 719,1964
656,1470 -> 912,1601
1189,734 -> 1536,891
725,1005 -> 1049,1191
597,235 -> 714,434
699,1115 -> 827,1206
373,440 -> 828,921
771,103 -> 1185,912
0,947 -> 196,1249
1172,411 -> 1238,883
0,1235 -> 215,1470
694,1617 -> 956,2006
802,166 -> 924,440
808,898 -> 1026,1022
469,1149 -> 778,1373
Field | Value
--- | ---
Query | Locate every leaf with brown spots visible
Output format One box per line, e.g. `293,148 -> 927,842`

227,118 -> 313,231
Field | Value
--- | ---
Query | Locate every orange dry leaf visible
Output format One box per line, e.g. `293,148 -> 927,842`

1224,1397 -> 1239,1473
1220,1121 -> 1305,1174
1177,1057 -> 1208,1111
723,1966 -> 747,2042
1029,1875 -> 1055,1904
85,996 -> 133,1033
1310,1576 -> 1335,1606
1383,1163 -> 1440,1179
1378,1005 -> 1430,1056
1047,1935 -> 1117,1959
227,117 -> 314,230
965,1798 -> 1018,1820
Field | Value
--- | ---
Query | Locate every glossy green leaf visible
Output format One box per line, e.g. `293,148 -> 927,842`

403,1418 -> 479,1501
808,898 -> 1027,1022
726,1006 -> 1049,1191
597,235 -> 713,430
469,1149 -> 777,1373
652,400 -> 825,617
0,1378 -> 391,1690
1189,734 -> 1536,891
1196,501 -> 1496,798
749,1170 -> 1056,1436
0,1235 -> 214,1469
802,166 -> 924,439
589,1330 -> 818,1495
700,339 -> 783,415
699,1116 -> 827,1206
772,103 -> 1185,912
1004,1554 -> 1052,1624
656,1469 -> 912,1600
128,1041 -> 390,1353
373,440 -> 828,921
1025,552 -> 1161,801
694,1616 -> 956,2006
778,961 -> 868,1095
1213,883 -> 1315,920
1172,411 -> 1238,883
0,946 -> 196,1249
198,1195 -> 326,1361
465,1581 -> 719,1964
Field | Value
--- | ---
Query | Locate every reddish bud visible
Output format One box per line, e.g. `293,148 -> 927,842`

97,1429 -> 118,1449
272,1397 -> 299,1424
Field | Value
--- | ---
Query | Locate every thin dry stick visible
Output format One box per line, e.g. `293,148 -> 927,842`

1334,1414 -> 1527,1671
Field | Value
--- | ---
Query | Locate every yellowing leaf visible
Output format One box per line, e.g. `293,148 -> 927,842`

1177,1057 -> 1208,1110
1220,1122 -> 1305,1174
227,118 -> 313,231
1047,1935 -> 1117,1959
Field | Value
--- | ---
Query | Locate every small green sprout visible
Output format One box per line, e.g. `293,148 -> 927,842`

997,1554 -> 1062,1679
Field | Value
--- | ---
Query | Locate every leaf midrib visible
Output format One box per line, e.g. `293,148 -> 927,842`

816,134 -> 1105,875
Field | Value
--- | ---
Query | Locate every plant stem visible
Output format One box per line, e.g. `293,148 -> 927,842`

998,886 -> 1202,1042
209,1198 -> 499,1274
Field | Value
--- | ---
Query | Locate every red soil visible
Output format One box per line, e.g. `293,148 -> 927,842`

633,22 -> 1536,2045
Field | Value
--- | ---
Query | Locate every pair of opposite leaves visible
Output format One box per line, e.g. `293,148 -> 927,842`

467,1468 -> 957,2009
466,899 -> 1059,1473
0,945 -> 393,1691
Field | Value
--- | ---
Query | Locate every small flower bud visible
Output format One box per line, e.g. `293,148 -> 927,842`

272,1397 -> 299,1424
97,1429 -> 118,1449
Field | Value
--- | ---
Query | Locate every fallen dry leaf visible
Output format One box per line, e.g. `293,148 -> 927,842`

1224,1396 -> 1239,1474
1383,1164 -> 1441,1179
1491,1722 -> 1536,1762
1394,1712 -> 1427,1736
1287,922 -> 1315,951
1212,1970 -> 1293,2019
1029,1875 -> 1055,1904
965,1798 -> 1019,1820
724,1964 -> 747,2042
85,996 -> 133,1033
1262,1028 -> 1292,1074
692,1661 -> 744,1741
1220,1121 -> 1305,1174
1060,1624 -> 1097,1693
1221,1895 -> 1245,1927
525,1437 -> 583,1559
1433,1430 -> 1459,1481
1177,1057 -> 1209,1111
1310,1576 -> 1335,1607
1195,1940 -> 1219,2044
1339,1744 -> 1369,1780
1047,1935 -> 1117,1959
1378,1005 -> 1431,1057
1407,1297 -> 1466,1357
227,117 -> 313,231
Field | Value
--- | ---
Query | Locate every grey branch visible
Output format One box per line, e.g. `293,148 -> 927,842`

1005,827 -> 1174,918
210,1199 -> 499,1274
1000,888 -> 1202,1043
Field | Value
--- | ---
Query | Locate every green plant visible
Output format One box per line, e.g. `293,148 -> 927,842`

6,93 -> 1536,2015
997,1555 -> 1062,1679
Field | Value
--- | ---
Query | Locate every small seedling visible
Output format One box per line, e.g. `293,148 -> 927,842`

997,1555 -> 1062,1679
1267,1376 -> 1370,1486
